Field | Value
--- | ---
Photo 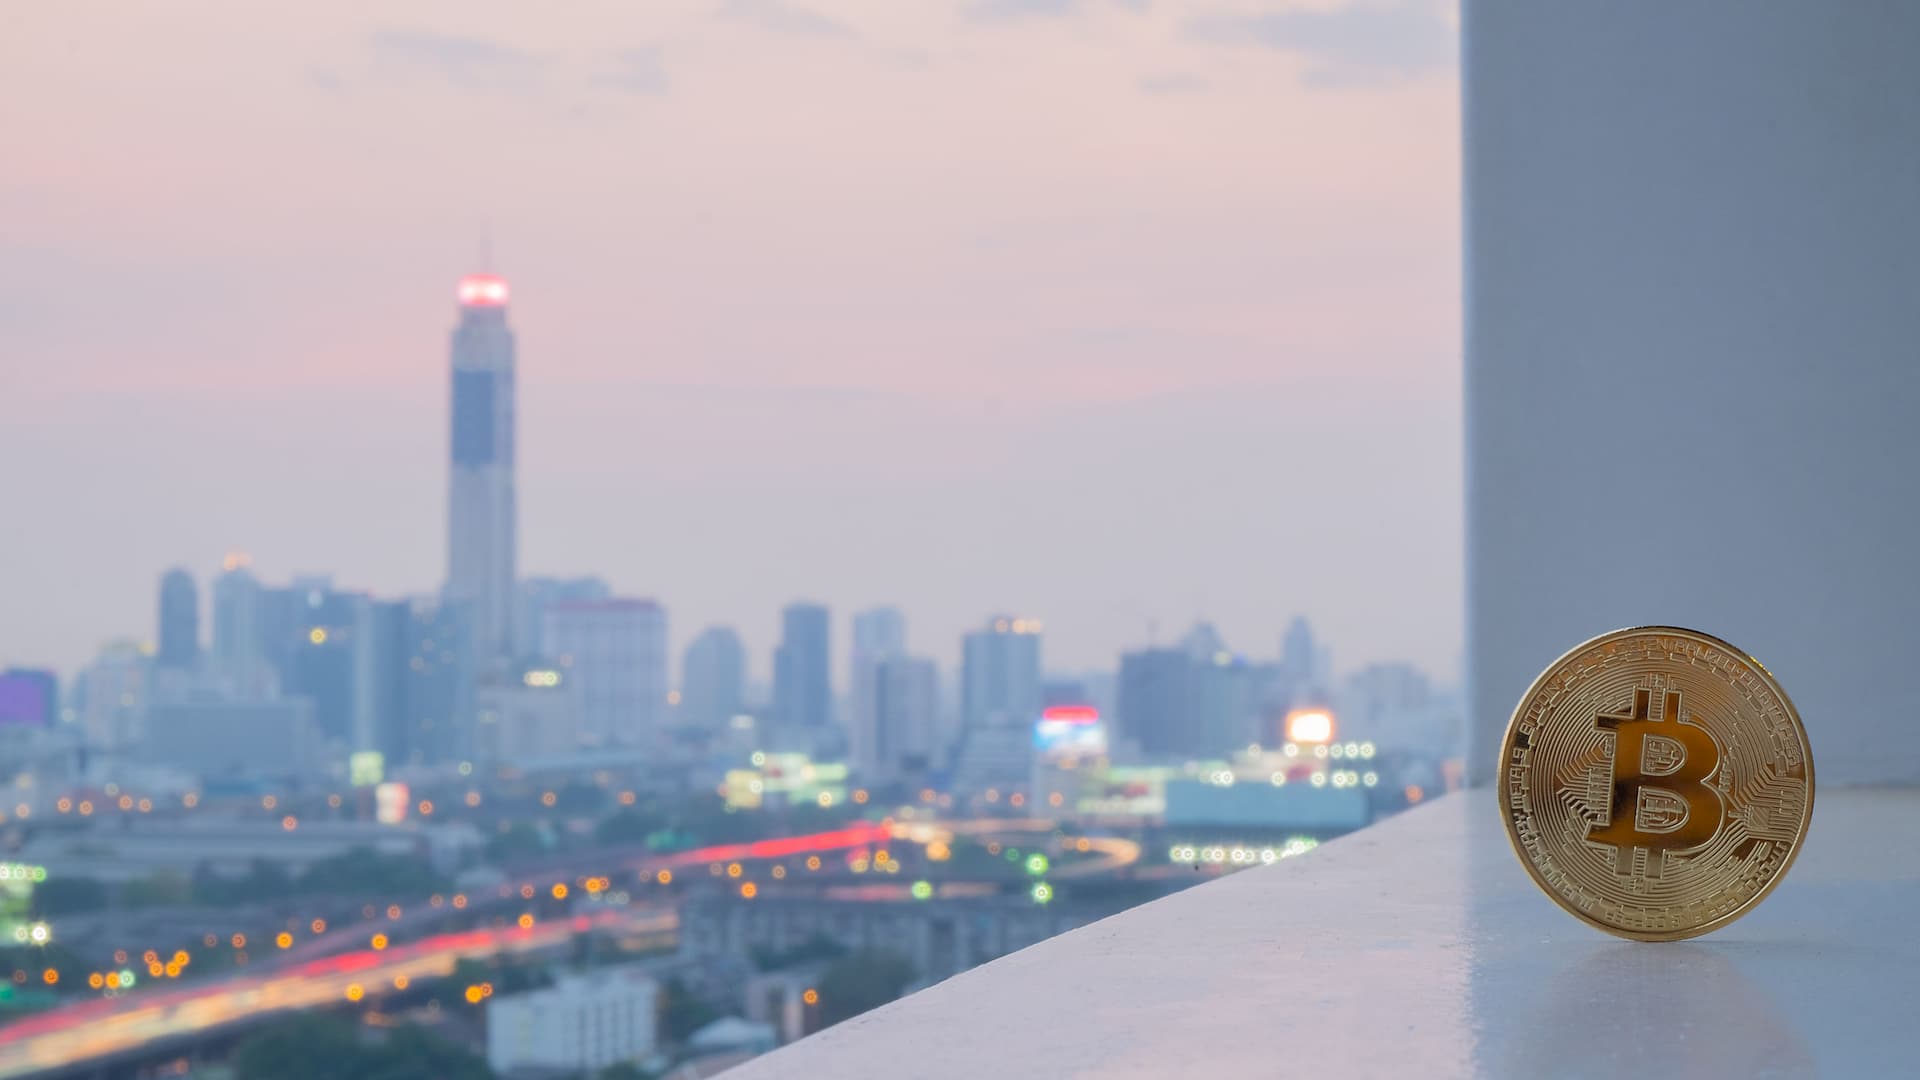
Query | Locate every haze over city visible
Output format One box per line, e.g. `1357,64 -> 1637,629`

1,0 -> 1460,681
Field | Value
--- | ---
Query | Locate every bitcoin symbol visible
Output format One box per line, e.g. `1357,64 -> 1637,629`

1589,687 -> 1725,878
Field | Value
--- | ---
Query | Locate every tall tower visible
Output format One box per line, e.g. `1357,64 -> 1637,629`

772,602 -> 831,732
446,273 -> 518,662
156,568 -> 200,670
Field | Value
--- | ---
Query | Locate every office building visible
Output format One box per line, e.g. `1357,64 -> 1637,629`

772,602 -> 831,732
869,655 -> 940,782
210,554 -> 274,695
487,966 -> 659,1075
516,576 -> 610,657
681,626 -> 746,731
1281,615 -> 1330,697
961,615 -> 1042,733
392,598 -> 476,765
145,699 -> 322,781
849,607 -> 907,777
78,641 -> 149,750
476,663 -> 579,766
545,599 -> 667,746
280,585 -> 371,745
1116,647 -> 1192,757
156,568 -> 199,670
446,272 -> 518,662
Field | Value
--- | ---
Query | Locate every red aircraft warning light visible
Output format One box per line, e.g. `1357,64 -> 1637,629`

458,274 -> 509,307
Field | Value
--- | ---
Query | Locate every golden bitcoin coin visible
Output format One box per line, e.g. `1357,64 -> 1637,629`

1498,626 -> 1814,941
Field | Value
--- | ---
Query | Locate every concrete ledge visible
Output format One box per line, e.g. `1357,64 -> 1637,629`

728,789 -> 1919,1078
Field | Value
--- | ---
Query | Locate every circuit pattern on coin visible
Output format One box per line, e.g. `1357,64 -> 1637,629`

1499,626 -> 1813,941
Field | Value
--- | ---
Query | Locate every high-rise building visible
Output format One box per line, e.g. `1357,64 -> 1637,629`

960,615 -> 1043,733
78,641 -> 150,750
545,599 -> 668,746
1281,615 -> 1329,696
681,626 -> 746,731
394,598 -> 477,765
772,603 -> 831,732
446,272 -> 518,662
870,655 -> 939,783
281,585 -> 371,745
210,554 -> 270,693
1116,647 -> 1192,757
156,568 -> 199,670
516,576 -> 611,658
849,607 -> 907,777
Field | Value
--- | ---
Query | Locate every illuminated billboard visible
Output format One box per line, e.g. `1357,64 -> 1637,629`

349,751 -> 385,788
726,754 -> 847,810
375,782 -> 410,825
1034,705 -> 1107,762
1076,765 -> 1169,817
1285,708 -> 1336,744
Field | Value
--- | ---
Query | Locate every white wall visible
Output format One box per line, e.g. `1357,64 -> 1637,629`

1466,2 -> 1920,784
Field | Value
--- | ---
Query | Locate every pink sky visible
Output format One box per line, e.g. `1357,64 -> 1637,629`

0,0 -> 1461,682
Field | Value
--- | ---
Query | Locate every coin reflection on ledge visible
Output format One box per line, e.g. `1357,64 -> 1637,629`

1498,943 -> 1814,1079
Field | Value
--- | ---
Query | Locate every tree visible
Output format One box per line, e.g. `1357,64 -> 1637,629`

31,876 -> 108,916
363,1023 -> 495,1080
749,932 -> 847,972
487,821 -> 550,863
231,1014 -> 494,1080
298,848 -> 448,897
658,976 -> 720,1042
594,807 -> 664,847
120,870 -> 193,908
816,948 -> 917,1026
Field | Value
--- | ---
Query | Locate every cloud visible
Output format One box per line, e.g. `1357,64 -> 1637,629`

594,48 -> 669,95
583,48 -> 668,96
966,0 -> 1080,19
718,0 -> 858,38
366,29 -> 546,91
1186,0 -> 1456,87
1139,72 -> 1207,95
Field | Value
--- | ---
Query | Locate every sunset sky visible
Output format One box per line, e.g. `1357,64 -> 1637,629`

0,0 -> 1461,683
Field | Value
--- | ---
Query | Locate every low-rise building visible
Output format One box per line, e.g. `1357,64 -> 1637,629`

486,965 -> 659,1074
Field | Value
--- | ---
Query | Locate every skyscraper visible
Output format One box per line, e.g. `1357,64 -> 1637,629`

446,273 -> 518,662
516,576 -> 611,657
1281,615 -> 1328,696
772,603 -> 831,733
545,599 -> 668,746
960,615 -> 1042,733
211,556 -> 258,665
849,606 -> 906,776
681,626 -> 746,731
871,655 -> 940,783
1116,647 -> 1192,756
156,568 -> 199,669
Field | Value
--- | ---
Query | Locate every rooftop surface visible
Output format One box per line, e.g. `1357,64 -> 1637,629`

730,788 -> 1917,1078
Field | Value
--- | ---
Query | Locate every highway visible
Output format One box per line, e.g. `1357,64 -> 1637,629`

0,817 -> 1140,1076
0,908 -> 669,1079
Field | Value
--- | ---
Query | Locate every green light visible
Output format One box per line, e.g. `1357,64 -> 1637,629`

910,880 -> 933,900
119,969 -> 136,987
1031,882 -> 1053,904
1005,848 -> 1020,862
1025,853 -> 1049,876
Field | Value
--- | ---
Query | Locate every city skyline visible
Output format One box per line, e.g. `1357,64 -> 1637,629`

1,1 -> 1462,683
